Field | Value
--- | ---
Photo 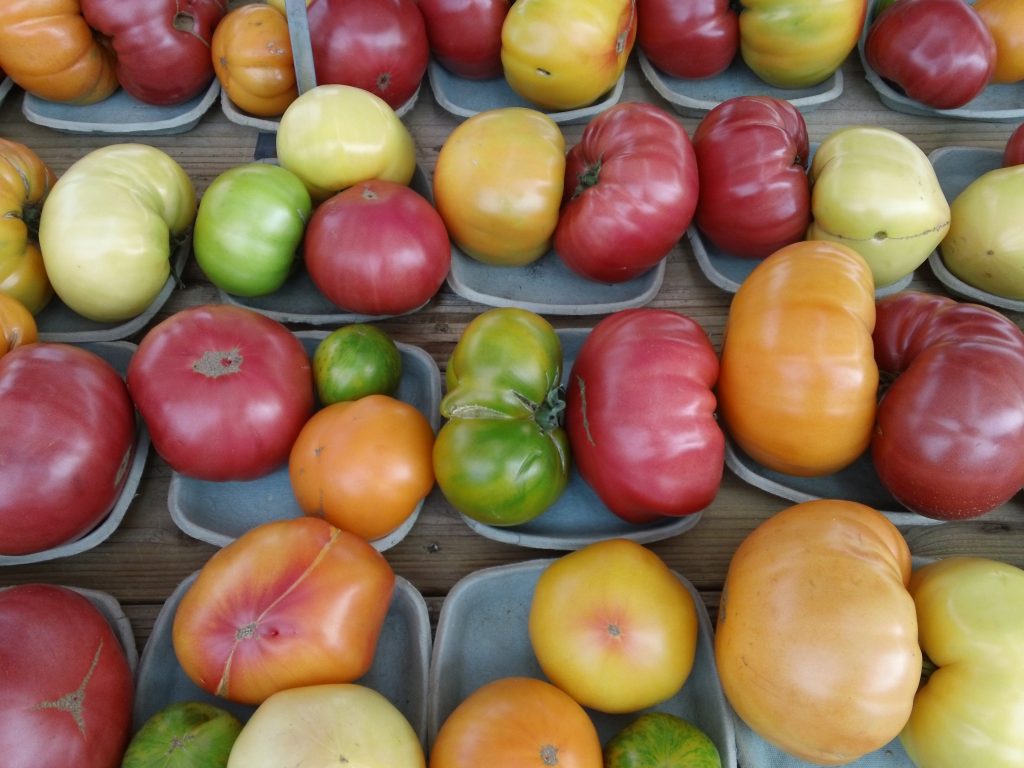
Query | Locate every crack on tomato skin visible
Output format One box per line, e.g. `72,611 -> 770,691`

575,376 -> 595,446
33,638 -> 103,734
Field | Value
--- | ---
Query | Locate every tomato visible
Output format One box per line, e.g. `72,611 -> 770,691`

0,138 -> 56,314
865,0 -> 996,110
637,0 -> 737,79
0,343 -> 136,556
717,241 -> 877,476
693,96 -> 810,260
975,0 -> 1024,84
738,0 -> 865,88
900,557 -> 1024,768
1006,123 -> 1024,166
604,712 -> 722,768
0,0 -> 118,104
80,0 -> 226,105
229,684 -> 425,768
122,701 -> 242,768
126,304 -> 314,482
303,180 -> 451,315
193,162 -> 312,297
871,291 -> 1024,520
211,3 -> 298,117
807,125 -> 950,288
276,84 -> 417,202
305,0 -> 429,110
430,676 -> 602,768
0,584 -> 134,768
554,101 -> 699,283
715,500 -> 921,765
433,107 -> 565,266
0,293 -> 36,358
38,144 -> 196,323
501,0 -> 635,111
434,308 -> 569,526
172,517 -> 395,705
417,0 -> 509,79
313,324 -> 403,404
565,308 -> 722,524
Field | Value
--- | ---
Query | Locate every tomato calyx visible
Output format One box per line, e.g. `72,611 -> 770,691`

193,348 -> 243,378
570,157 -> 603,200
540,744 -> 559,765
531,385 -> 566,431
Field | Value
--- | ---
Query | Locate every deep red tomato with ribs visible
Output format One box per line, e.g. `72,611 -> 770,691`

637,0 -> 738,79
417,0 -> 509,79
1005,123 -> 1024,166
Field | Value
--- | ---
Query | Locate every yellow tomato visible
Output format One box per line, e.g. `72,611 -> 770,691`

433,107 -> 565,266
0,293 -> 37,358
974,0 -> 1024,83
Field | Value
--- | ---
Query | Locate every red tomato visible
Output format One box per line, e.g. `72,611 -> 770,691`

872,291 -> 1024,520
172,517 -> 395,705
417,0 -> 509,79
693,96 -> 811,259
0,343 -> 136,556
303,180 -> 451,315
1005,123 -> 1024,166
80,0 -> 227,105
0,584 -> 134,768
126,305 -> 314,482
636,0 -> 737,79
307,0 -> 429,109
565,308 -> 723,524
554,102 -> 699,283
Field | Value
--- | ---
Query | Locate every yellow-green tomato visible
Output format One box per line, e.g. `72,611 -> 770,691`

38,143 -> 196,323
808,126 -> 950,288
433,107 -> 565,266
501,0 -> 636,111
901,557 -> 1024,768
276,84 -> 416,202
939,164 -> 1024,299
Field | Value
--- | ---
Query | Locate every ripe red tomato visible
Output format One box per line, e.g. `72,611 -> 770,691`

0,584 -> 134,768
417,0 -> 508,79
1006,123 -> 1024,166
637,0 -> 737,79
126,304 -> 314,482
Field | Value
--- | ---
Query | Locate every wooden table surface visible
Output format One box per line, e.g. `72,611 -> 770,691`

1,52 -> 1022,655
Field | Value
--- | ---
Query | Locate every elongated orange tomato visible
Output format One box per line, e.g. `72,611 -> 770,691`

0,294 -> 37,358
716,240 -> 877,476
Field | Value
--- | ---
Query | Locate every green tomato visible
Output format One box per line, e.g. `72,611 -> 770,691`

313,324 -> 403,404
193,163 -> 311,297
433,307 -> 569,526
604,712 -> 722,768
122,701 -> 242,768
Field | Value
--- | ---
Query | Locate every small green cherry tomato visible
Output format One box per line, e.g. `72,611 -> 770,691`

313,324 -> 403,404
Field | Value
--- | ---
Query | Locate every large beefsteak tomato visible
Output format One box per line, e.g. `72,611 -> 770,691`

637,0 -> 737,79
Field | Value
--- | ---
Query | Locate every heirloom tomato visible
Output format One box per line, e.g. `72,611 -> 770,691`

808,125 -> 949,288
693,96 -> 810,259
1006,123 -> 1024,166
433,107 -> 565,266
0,584 -> 134,768
738,0 -> 865,88
637,0 -> 737,79
0,294 -> 36,358
975,0 -> 1024,83
604,713 -> 722,768
211,3 -> 298,117
434,308 -> 569,526
565,308 -> 722,524
555,101 -> 699,283
123,701 -> 242,768
430,677 -> 602,768
0,343 -> 136,556
127,304 -> 314,482
80,0 -> 226,105
172,517 -> 395,705
0,0 -> 118,104
716,241 -> 877,476
417,0 -> 508,79
871,292 -> 1024,520
501,0 -> 636,111
529,539 -> 699,714
39,144 -> 196,323
716,500 -> 921,766
313,324 -> 402,404
901,557 -> 1024,768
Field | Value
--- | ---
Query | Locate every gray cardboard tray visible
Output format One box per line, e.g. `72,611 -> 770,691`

168,330 -> 441,551
133,571 -> 431,741
0,76 -> 12,106
0,340 -> 150,566
427,559 -> 737,765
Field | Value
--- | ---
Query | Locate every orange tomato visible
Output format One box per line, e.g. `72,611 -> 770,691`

0,0 -> 118,104
429,676 -> 603,768
974,0 -> 1024,83
211,3 -> 299,117
289,394 -> 435,541
0,294 -> 37,357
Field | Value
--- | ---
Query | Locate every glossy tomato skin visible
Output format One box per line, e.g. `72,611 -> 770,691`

126,304 -> 314,482
865,0 -> 996,110
871,292 -> 1024,520
974,0 -> 1024,84
0,343 -> 136,555
604,712 -> 722,768
693,96 -> 810,259
303,180 -> 450,315
81,0 -> 227,105
555,102 -> 698,283
637,0 -> 737,79
0,584 -> 134,768
1005,123 -> 1024,166
418,0 -> 509,79
565,308 -> 722,524
172,517 -> 395,705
